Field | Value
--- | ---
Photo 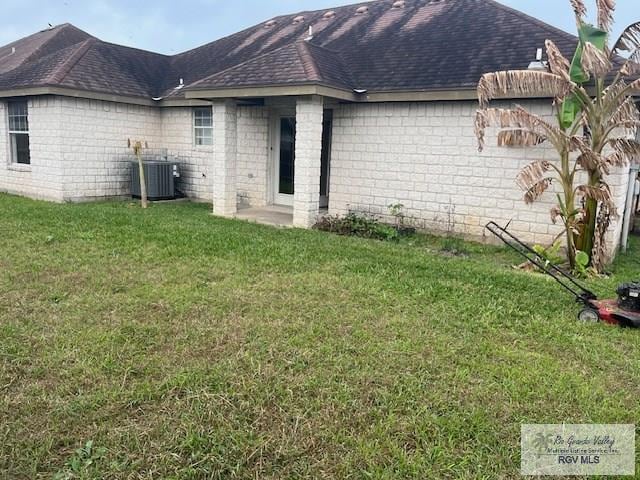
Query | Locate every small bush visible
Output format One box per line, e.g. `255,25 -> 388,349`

533,240 -> 564,267
314,213 -> 399,241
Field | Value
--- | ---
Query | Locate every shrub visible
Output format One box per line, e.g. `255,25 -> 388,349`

314,213 -> 399,241
533,240 -> 564,268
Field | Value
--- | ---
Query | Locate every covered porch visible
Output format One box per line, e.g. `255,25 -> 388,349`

201,93 -> 339,229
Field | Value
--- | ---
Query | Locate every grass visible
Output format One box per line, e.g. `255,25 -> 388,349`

0,193 -> 639,479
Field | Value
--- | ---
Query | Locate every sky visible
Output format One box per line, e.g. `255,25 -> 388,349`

0,0 -> 635,55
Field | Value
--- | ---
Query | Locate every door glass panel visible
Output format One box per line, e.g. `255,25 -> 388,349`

320,116 -> 332,197
279,117 -> 296,195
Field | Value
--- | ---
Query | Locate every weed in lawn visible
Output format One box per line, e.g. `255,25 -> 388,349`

440,236 -> 469,257
314,212 -> 400,241
53,441 -> 106,480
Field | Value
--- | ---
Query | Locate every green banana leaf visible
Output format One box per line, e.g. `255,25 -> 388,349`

560,24 -> 608,129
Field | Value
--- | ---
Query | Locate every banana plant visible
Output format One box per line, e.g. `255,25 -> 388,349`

475,0 -> 640,271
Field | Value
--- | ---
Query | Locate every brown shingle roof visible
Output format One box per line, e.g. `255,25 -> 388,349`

0,24 -> 91,75
0,0 -> 581,100
186,41 -> 353,91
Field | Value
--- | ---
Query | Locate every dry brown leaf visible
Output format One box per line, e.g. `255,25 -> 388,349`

607,138 -> 640,165
570,0 -> 587,19
477,70 -> 575,107
545,40 -> 571,81
516,160 -> 552,192
577,151 -> 604,172
523,178 -> 553,204
576,184 -> 617,214
581,42 -> 612,77
612,22 -> 640,57
597,0 -> 615,33
550,206 -> 563,224
497,129 -> 546,147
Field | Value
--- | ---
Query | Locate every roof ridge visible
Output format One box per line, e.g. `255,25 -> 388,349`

25,24 -> 92,65
295,41 -> 323,82
96,39 -> 172,59
46,37 -> 97,84
185,42 -> 299,89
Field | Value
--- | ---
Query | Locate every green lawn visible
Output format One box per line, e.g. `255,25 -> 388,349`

1,194 -> 639,479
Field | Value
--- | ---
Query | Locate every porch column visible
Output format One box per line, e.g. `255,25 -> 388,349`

293,95 -> 324,228
212,99 -> 237,217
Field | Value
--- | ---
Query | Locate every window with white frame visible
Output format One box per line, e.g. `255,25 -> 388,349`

7,100 -> 31,165
193,107 -> 213,146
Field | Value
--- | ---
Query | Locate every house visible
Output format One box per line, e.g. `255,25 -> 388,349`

0,0 -> 633,250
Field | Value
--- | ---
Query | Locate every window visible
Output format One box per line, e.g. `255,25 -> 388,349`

193,107 -> 213,146
8,100 -> 30,165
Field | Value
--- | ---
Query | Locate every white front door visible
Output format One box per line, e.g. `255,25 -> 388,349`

274,116 -> 296,207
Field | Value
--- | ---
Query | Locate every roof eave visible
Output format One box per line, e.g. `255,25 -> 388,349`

184,83 -> 359,102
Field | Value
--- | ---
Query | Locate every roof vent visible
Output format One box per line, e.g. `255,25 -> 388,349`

174,78 -> 185,90
293,15 -> 305,24
265,20 -> 277,28
355,6 -> 369,15
323,10 -> 337,19
392,0 -> 406,8
528,47 -> 548,71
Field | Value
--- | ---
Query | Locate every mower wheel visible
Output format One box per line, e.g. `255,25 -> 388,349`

578,308 -> 600,324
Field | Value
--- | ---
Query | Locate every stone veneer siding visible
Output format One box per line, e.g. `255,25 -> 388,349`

162,105 -> 269,205
0,97 -> 66,201
59,97 -> 163,201
0,95 -> 630,253
328,100 -> 630,250
0,97 -> 270,205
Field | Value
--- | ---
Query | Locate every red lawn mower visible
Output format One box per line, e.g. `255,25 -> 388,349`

486,222 -> 640,328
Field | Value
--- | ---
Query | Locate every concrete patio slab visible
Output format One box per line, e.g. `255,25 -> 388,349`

234,205 -> 294,227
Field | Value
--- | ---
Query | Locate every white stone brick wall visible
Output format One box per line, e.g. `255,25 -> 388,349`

237,106 -> 269,207
59,97 -> 163,201
161,105 -> 269,205
0,96 -> 270,205
0,96 -> 66,201
161,107 -> 213,200
294,96 -> 324,228
212,100 -> 238,216
329,100 -> 628,253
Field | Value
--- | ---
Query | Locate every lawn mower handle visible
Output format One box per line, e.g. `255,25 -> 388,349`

485,222 -> 598,304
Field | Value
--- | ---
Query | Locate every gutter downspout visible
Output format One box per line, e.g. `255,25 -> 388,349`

621,165 -> 640,253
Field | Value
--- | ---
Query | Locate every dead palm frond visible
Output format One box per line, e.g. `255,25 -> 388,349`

497,129 -> 547,147
570,0 -> 588,20
477,70 -> 575,107
597,0 -> 615,33
516,161 -> 552,192
545,40 -> 571,80
607,138 -> 640,164
620,59 -> 640,77
607,97 -> 640,132
581,42 -> 612,77
550,206 -> 563,224
523,178 -> 554,204
591,202 -> 612,271
577,151 -> 603,172
576,184 -> 617,214
476,106 -> 567,152
611,22 -> 640,58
